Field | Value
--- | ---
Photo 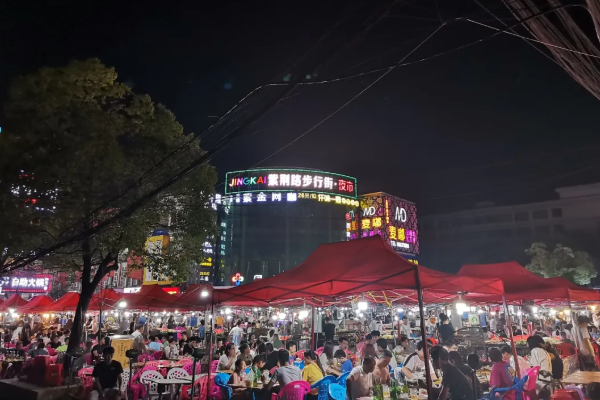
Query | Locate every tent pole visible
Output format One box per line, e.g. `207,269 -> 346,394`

503,296 -> 521,378
311,305 -> 315,351
414,267 -> 432,395
205,300 -> 215,400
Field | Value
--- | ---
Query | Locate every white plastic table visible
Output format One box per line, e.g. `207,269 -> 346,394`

147,377 -> 195,400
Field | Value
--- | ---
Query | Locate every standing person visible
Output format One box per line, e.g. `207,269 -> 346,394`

131,325 -> 146,353
230,322 -> 244,346
489,315 -> 498,334
167,315 -> 175,330
488,348 -> 516,400
572,315 -> 596,369
198,320 -> 206,342
21,321 -> 32,346
90,347 -> 123,400
347,357 -> 376,400
527,336 -> 553,399
400,316 -> 412,338
376,338 -> 397,369
430,346 -> 474,400
438,314 -> 455,348
303,350 -> 325,400
323,317 -> 336,342
271,334 -> 283,349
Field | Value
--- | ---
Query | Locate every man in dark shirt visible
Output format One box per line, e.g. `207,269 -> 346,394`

91,347 -> 123,400
431,346 -> 474,400
323,317 -> 336,342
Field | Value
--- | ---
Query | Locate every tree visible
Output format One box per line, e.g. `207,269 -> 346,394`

0,59 -> 217,352
525,242 -> 597,285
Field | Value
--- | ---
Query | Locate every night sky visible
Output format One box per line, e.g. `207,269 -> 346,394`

2,0 -> 600,215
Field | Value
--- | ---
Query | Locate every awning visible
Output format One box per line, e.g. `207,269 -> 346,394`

16,295 -> 54,313
0,294 -> 29,311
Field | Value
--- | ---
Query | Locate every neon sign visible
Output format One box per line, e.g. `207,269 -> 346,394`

346,192 -> 419,255
223,192 -> 360,207
225,168 -> 357,199
0,274 -> 52,293
231,273 -> 244,286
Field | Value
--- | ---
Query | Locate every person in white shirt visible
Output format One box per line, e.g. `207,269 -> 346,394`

230,322 -> 244,346
401,341 -> 436,380
400,316 -> 412,338
347,357 -> 376,400
219,343 -> 237,371
572,316 -> 595,358
501,345 -> 530,378
489,316 -> 497,333
527,336 -> 552,382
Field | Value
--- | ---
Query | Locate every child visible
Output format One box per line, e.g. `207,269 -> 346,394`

335,349 -> 353,373
229,359 -> 247,397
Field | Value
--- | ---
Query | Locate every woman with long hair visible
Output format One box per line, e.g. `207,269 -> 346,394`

303,350 -> 325,400
320,342 -> 340,376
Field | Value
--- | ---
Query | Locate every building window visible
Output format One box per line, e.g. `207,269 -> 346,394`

514,211 -> 529,222
554,224 -> 566,233
532,210 -> 548,220
534,225 -> 551,236
516,227 -> 531,237
552,208 -> 562,218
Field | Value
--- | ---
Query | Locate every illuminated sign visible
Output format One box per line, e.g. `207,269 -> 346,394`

143,235 -> 172,286
347,192 -> 419,255
161,287 -> 181,295
124,287 -> 141,293
253,275 -> 263,280
0,274 -> 52,293
225,168 -> 357,199
223,191 -> 359,207
231,272 -> 244,286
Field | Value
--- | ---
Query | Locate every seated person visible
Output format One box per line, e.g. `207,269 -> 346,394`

90,347 -> 123,400
449,351 -> 482,399
500,345 -> 529,378
335,349 -> 354,373
430,346 -> 474,400
245,354 -> 268,384
218,344 -> 237,371
373,350 -> 392,383
401,341 -> 435,380
28,339 -> 49,357
266,350 -> 302,394
347,357 -> 376,400
303,350 -> 325,400
489,347 -> 516,400
56,337 -> 69,352
376,338 -> 397,369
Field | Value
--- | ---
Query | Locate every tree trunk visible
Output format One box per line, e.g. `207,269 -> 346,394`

67,284 -> 95,354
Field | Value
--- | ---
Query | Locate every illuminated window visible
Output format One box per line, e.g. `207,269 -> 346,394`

302,175 -> 312,186
324,177 -> 333,189
397,228 -> 405,241
372,217 -> 382,228
291,174 -> 301,186
287,192 -> 297,202
389,226 -> 397,240
351,221 -> 357,230
268,174 -> 279,186
361,219 -> 371,230
406,230 -> 416,243
272,193 -> 282,201
243,193 -> 252,203
280,174 -> 290,186
314,176 -> 323,188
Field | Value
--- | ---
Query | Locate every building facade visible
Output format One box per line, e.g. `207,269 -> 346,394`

419,183 -> 600,272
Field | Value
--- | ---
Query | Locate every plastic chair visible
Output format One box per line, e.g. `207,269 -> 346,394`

210,360 -> 219,373
488,375 -> 529,400
269,366 -> 278,376
315,347 -> 324,356
121,368 -> 130,394
152,351 -> 164,360
184,361 -> 202,375
564,386 -> 585,400
141,369 -> 172,400
311,375 -> 337,400
551,390 -> 582,400
329,383 -> 346,400
78,367 -> 94,398
168,367 -> 190,379
294,360 -> 305,370
524,366 -> 540,400
208,375 -> 224,400
336,371 -> 350,389
214,373 -> 233,399
183,374 -> 208,400
294,350 -> 305,360
272,381 -> 310,400
46,347 -> 56,356
138,353 -> 151,363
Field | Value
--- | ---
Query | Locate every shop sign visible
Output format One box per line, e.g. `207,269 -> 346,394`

0,274 -> 51,293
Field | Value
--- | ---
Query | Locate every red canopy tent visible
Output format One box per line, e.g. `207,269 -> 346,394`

40,292 -> 80,312
124,285 -> 194,311
213,236 -> 505,306
458,262 -> 600,304
0,294 -> 29,311
16,295 -> 54,313
88,288 -> 123,311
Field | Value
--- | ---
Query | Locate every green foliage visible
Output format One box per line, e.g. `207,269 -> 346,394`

525,242 -> 597,285
0,58 -> 217,284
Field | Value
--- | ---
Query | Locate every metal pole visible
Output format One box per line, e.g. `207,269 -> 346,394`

206,302 -> 215,400
502,296 -> 521,378
414,266 -> 432,394
311,305 -> 315,351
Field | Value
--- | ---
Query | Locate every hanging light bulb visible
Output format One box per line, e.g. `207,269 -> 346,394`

278,312 -> 286,320
490,311 -> 496,316
253,308 -> 258,312
357,298 -> 368,310
119,301 -> 127,308
299,310 -> 309,319
455,302 -> 467,313
201,289 -> 209,298
532,306 -> 539,313
357,312 -> 363,318
225,308 -> 232,315
227,315 -> 232,320
271,315 -> 278,321
396,307 -> 404,313
550,309 -> 557,315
